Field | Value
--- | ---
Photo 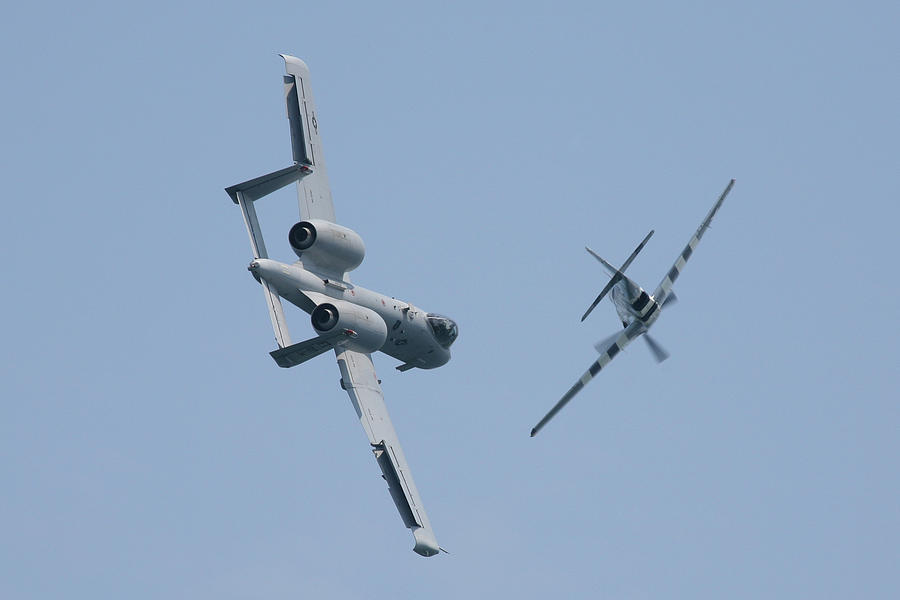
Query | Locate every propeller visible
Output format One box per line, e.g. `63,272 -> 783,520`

593,330 -> 623,354
642,334 -> 670,363
595,328 -> 669,363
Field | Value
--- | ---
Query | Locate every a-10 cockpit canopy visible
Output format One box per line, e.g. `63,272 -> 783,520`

426,314 -> 458,349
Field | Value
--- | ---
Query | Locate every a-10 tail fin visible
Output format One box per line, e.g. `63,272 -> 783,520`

226,164 -> 312,349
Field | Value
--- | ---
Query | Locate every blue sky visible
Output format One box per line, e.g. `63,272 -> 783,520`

2,1 -> 898,598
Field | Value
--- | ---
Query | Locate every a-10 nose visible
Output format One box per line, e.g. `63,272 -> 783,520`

247,260 -> 261,282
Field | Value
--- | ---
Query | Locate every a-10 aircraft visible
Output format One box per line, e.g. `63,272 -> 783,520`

225,55 -> 456,556
531,180 -> 735,437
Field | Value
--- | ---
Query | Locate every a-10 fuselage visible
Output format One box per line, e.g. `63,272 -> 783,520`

249,258 -> 457,370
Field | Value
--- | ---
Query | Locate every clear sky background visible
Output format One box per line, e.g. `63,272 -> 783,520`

2,1 -> 898,598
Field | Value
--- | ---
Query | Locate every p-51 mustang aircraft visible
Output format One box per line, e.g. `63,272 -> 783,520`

225,55 -> 457,556
531,180 -> 735,437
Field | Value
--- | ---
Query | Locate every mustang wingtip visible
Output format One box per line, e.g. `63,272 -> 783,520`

530,427 -> 538,437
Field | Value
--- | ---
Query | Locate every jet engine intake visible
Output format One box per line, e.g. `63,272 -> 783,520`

289,219 -> 365,274
311,300 -> 387,354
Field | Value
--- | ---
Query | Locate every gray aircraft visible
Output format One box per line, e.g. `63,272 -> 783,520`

531,180 -> 735,437
225,55 -> 456,556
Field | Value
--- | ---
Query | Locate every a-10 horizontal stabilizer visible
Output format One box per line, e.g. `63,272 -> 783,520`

226,164 -> 314,350
225,163 -> 312,205
269,330 -> 349,368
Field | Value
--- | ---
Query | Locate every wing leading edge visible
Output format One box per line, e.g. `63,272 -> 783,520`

531,320 -> 645,436
335,348 -> 441,556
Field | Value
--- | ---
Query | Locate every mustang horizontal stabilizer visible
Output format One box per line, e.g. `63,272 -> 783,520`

653,179 -> 735,304
581,230 -> 653,322
531,320 -> 645,436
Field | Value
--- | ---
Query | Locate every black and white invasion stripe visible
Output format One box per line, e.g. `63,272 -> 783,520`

530,321 -> 644,436
653,179 -> 734,302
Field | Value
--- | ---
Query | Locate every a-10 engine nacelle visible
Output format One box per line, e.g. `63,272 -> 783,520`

311,300 -> 387,354
289,219 -> 365,274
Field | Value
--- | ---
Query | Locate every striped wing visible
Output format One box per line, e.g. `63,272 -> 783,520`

652,179 -> 734,304
531,320 -> 645,437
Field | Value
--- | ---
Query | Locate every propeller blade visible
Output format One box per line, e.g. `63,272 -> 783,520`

662,291 -> 678,308
643,334 -> 669,363
593,330 -> 623,354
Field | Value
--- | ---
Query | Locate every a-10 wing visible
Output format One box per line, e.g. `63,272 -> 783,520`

335,348 -> 441,556
279,56 -> 440,555
531,320 -> 645,437
281,54 -> 336,223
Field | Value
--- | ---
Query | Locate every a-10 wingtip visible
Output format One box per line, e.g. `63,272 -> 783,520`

530,427 -> 538,437
278,53 -> 310,72
413,527 -> 441,557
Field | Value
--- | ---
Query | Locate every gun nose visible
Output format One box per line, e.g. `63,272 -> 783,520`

247,260 -> 261,283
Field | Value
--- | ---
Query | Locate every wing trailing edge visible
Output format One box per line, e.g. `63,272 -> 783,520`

531,320 -> 645,436
335,348 -> 441,556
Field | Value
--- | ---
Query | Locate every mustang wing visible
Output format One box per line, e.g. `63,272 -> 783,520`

653,179 -> 734,304
531,320 -> 645,437
281,54 -> 336,223
334,348 -> 441,557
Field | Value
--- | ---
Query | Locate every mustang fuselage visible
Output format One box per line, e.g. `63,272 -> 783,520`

611,279 -> 662,330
